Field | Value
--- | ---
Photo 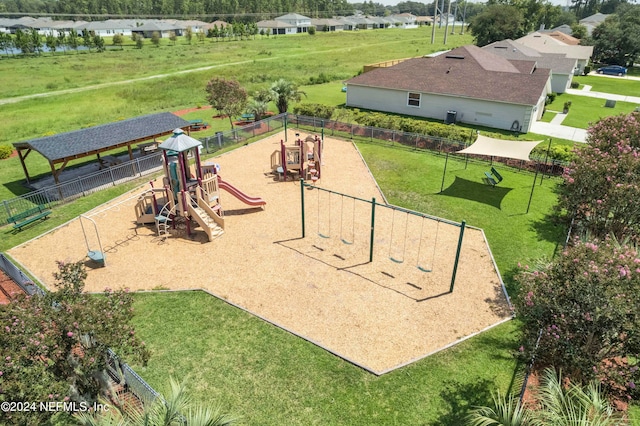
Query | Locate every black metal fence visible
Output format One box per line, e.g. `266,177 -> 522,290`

288,114 -> 568,177
106,348 -> 162,408
1,112 -> 566,226
0,252 -> 44,296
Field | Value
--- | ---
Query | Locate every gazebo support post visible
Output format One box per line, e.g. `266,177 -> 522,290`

17,148 -> 32,184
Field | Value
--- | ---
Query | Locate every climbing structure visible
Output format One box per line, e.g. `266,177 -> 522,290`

134,128 -> 265,242
270,134 -> 322,182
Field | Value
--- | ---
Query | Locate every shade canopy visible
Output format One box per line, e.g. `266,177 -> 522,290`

158,128 -> 202,153
457,134 -> 543,162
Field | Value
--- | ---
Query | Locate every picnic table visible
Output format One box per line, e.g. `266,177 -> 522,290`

98,155 -> 122,169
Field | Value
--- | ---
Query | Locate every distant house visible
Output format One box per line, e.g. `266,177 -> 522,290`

546,31 -> 580,46
335,17 -> 357,31
310,18 -> 345,32
275,13 -> 312,33
164,19 -> 208,34
78,19 -> 138,37
390,13 -> 418,28
345,45 -> 551,133
515,32 -> 593,75
132,21 -> 182,38
483,39 -> 577,93
256,20 -> 297,35
415,16 -> 434,26
579,13 -> 609,36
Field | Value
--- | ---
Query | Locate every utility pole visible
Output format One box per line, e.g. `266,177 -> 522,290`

451,1 -> 458,34
431,0 -> 437,43
443,0 -> 451,44
461,0 -> 467,34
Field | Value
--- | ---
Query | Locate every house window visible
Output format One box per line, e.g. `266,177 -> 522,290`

408,92 -> 421,107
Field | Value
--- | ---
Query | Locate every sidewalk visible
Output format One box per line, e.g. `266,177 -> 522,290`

529,117 -> 588,143
530,82 -> 640,143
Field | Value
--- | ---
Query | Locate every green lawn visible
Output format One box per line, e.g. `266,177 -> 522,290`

573,75 -> 640,97
547,93 -> 639,129
356,142 -> 564,291
132,291 -> 522,425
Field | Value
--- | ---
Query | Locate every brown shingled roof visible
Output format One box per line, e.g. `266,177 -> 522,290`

346,45 -> 550,106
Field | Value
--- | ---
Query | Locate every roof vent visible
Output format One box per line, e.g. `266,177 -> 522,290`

495,46 -> 507,49
445,55 -> 465,59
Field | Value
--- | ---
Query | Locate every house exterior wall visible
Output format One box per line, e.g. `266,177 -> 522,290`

346,85 -> 537,132
551,73 -> 572,93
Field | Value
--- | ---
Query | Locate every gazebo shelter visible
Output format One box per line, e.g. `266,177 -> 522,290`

13,112 -> 191,185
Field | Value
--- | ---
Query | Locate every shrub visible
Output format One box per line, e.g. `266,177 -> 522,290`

294,103 -> 335,119
0,261 -> 150,425
559,112 -> 640,243
570,81 -> 580,89
0,145 -> 12,160
514,239 -> 640,403
308,26 -> 316,35
546,92 -> 557,105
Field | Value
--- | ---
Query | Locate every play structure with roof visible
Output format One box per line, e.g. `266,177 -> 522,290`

134,128 -> 265,241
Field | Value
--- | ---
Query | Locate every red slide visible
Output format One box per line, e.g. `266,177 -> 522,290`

217,176 -> 266,207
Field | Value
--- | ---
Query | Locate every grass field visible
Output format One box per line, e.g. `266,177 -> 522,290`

574,75 -> 640,97
1,28 -> 639,423
546,92 -> 639,129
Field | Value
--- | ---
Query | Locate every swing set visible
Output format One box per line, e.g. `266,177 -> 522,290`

317,191 -> 356,245
388,208 -> 440,273
300,180 -> 467,293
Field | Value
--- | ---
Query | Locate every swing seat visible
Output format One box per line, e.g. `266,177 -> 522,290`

318,232 -> 330,239
88,250 -> 105,267
341,238 -> 353,245
389,257 -> 404,264
417,265 -> 432,273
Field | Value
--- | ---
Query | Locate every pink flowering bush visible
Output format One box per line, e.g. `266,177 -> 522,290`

514,238 -> 640,405
559,112 -> 640,243
0,261 -> 150,425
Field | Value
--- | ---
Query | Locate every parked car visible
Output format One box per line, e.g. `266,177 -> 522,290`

596,65 -> 627,76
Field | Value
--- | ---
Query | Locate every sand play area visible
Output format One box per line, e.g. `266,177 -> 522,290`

9,130 -> 511,374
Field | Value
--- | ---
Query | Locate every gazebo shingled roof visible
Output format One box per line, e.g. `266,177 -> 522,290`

13,112 -> 191,184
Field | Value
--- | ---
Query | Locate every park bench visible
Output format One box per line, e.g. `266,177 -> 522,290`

7,205 -> 52,231
484,167 -> 504,187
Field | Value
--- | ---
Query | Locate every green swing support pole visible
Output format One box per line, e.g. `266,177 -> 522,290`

369,197 -> 376,263
440,152 -> 449,193
449,220 -> 466,293
300,179 -> 305,238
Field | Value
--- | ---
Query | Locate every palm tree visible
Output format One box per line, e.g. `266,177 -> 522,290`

270,79 -> 306,114
467,368 -> 626,426
533,368 -> 624,426
245,99 -> 269,122
467,390 -> 533,426
75,377 -> 236,426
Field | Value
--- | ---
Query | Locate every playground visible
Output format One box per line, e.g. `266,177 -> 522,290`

8,130 -> 510,375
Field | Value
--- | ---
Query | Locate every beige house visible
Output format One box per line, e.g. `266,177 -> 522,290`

515,32 -> 593,75
483,39 -> 577,93
345,45 -> 551,133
